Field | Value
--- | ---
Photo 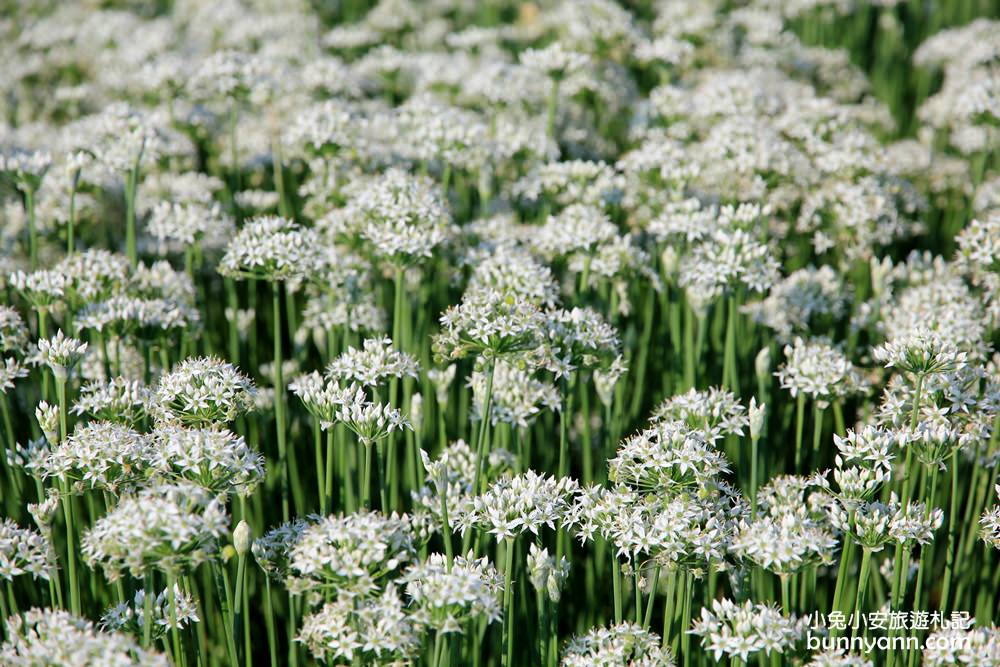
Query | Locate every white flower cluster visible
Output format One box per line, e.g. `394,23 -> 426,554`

219,217 -> 322,283
456,470 -> 577,541
1,608 -> 170,666
82,481 -> 229,579
776,337 -> 867,404
0,519 -> 55,581
100,585 -> 199,640
155,357 -> 256,425
690,598 -> 806,662
402,552 -> 503,633
287,510 -> 415,598
561,622 -> 674,667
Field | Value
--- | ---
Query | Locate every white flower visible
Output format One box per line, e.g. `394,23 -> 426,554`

776,337 -> 866,405
219,216 -> 322,284
326,337 -> 419,388
527,543 -> 570,603
873,327 -> 968,376
100,585 -> 199,640
2,608 -> 170,666
35,331 -> 88,380
346,168 -> 453,263
149,425 -> 265,497
520,42 -> 591,80
287,511 -> 415,599
433,287 -> 546,361
332,385 -> 411,445
82,481 -> 229,579
561,622 -> 673,667
0,519 -> 55,581
297,586 -> 421,663
402,552 -> 503,633
37,421 -> 149,494
156,357 -> 256,426
691,598 -> 805,662
455,470 -> 577,541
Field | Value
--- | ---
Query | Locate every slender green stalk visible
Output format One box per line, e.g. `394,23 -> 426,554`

272,284 -> 289,522
125,160 -> 141,269
225,278 -> 241,366
324,429 -> 335,514
313,419 -> 326,515
660,572 -> 677,650
545,78 -> 559,141
750,433 -> 760,518
853,548 -> 873,623
831,512 -> 856,627
912,464 -> 939,611
263,578 -> 278,667
216,561 -> 240,667
794,395 -> 806,472
902,374 -> 924,504
940,451 -> 960,612
723,296 -> 739,395
25,187 -> 37,270
501,538 -> 515,667
441,486 -> 454,571
811,405 -> 824,468
643,567 -> 659,630
471,359 -> 496,497
633,558 -> 642,624
611,554 -> 623,624
376,439 -> 389,511
680,572 -> 693,667
59,479 -> 80,616
0,578 -> 8,628
143,571 -> 154,648
166,570 -> 186,667
361,442 -> 373,509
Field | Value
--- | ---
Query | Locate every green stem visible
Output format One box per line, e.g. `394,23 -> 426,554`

812,405 -> 824,469
59,480 -> 80,615
643,566 -> 659,630
794,394 -> 806,472
263,578 -> 278,667
25,187 -> 37,270
125,162 -> 140,269
143,571 -> 154,648
780,575 -> 792,615
940,452 -> 960,613
471,359 -> 496,496
501,538 -> 515,667
324,429 -> 335,514
545,78 -> 559,142
441,486 -> 454,571
750,435 -> 760,518
853,548 -> 873,622
166,570 -> 186,667
902,375 -> 924,505
313,419 -> 326,515
361,442 -> 373,510
612,555 -> 623,624
272,284 -> 289,522
723,296 -> 739,394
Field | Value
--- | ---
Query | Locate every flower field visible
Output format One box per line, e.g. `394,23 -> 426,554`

1,0 -> 999,665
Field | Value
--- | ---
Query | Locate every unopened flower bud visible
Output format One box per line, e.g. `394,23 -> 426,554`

410,392 -> 423,434
754,347 -> 771,387
748,398 -> 766,441
870,256 -> 892,298
234,520 -> 251,556
660,246 -> 679,279
35,401 -> 59,443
